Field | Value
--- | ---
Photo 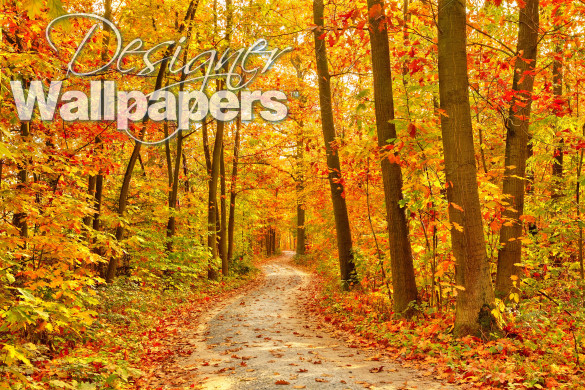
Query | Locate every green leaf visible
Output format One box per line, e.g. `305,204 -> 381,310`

2,344 -> 32,367
355,103 -> 366,114
17,288 -> 36,302
49,379 -> 74,389
355,89 -> 370,99
0,143 -> 14,161
5,272 -> 15,284
22,0 -> 44,19
47,0 -> 66,18
78,382 -> 97,390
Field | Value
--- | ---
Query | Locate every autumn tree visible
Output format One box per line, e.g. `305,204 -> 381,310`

551,44 -> 563,194
496,0 -> 540,297
206,118 -> 223,280
312,0 -> 357,288
295,133 -> 307,257
291,55 -> 307,257
437,0 -> 495,336
367,0 -> 418,315
227,114 -> 241,262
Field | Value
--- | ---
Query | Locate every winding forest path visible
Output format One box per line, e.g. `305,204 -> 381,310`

174,252 -> 454,390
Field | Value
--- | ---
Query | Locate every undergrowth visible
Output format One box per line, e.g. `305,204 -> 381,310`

302,252 -> 585,390
1,260 -> 260,390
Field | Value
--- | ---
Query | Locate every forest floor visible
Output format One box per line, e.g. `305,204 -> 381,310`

139,252 -> 454,389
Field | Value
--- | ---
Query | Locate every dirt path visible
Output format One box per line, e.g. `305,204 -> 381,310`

177,252 -> 454,390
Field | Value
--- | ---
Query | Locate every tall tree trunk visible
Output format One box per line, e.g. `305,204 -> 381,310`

219,142 -> 228,275
182,152 -> 190,193
551,44 -> 563,198
495,0 -> 540,297
106,127 -> 145,283
227,112 -> 241,262
207,120 -> 224,280
0,132 -> 3,188
202,121 -> 216,279
438,0 -> 495,336
166,52 -> 192,252
265,226 -> 271,256
93,171 -> 104,232
367,0 -> 419,316
92,163 -> 104,262
164,118 -> 174,252
291,58 -> 307,257
90,0 -> 110,242
296,135 -> 306,257
296,200 -> 306,255
577,123 -> 585,280
164,121 -> 174,190
83,176 -> 96,227
202,120 -> 212,172
267,228 -> 271,256
312,0 -> 357,289
206,0 -> 232,277
13,121 -> 30,239
166,131 -> 183,252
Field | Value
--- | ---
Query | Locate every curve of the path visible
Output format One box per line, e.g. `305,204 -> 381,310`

182,252 -> 454,390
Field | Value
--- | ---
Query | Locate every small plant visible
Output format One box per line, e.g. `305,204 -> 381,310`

231,254 -> 256,275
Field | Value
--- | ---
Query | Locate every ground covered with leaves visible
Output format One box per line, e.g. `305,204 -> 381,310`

1,258 -> 260,390
298,255 -> 585,390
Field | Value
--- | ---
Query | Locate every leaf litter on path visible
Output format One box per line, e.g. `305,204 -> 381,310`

142,252 -> 456,389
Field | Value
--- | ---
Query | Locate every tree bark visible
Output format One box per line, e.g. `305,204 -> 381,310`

0,132 -> 3,188
164,121 -> 173,189
13,121 -> 30,239
90,0 -> 109,243
437,0 -> 495,336
219,142 -> 228,275
367,0 -> 419,316
495,0 -> 539,297
296,200 -> 306,255
92,171 -> 103,232
166,130 -> 183,252
83,175 -> 96,227
291,58 -> 307,257
164,117 -> 174,252
577,123 -> 585,280
551,44 -> 563,198
296,136 -> 306,257
182,152 -> 190,193
312,0 -> 357,289
166,52 -> 191,252
106,126 -> 145,283
202,120 -> 216,278
207,120 -> 224,280
227,112 -> 241,262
